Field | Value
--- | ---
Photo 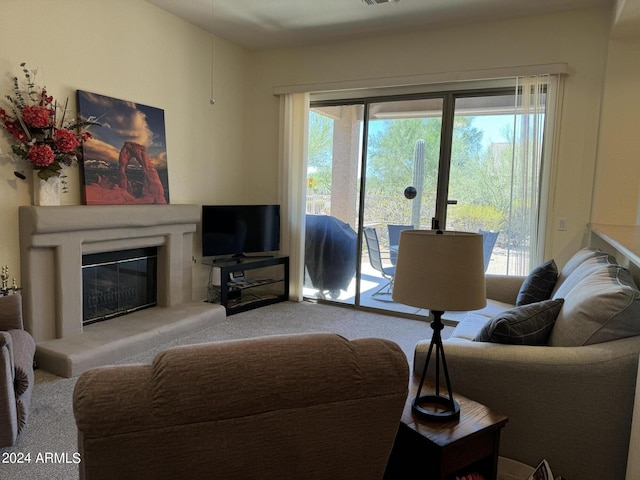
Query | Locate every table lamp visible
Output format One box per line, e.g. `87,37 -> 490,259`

392,229 -> 486,421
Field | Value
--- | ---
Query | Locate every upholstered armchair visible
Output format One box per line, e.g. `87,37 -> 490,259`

0,294 -> 36,447
74,333 -> 409,480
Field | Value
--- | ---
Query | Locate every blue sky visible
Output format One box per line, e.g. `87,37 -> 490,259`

473,115 -> 512,148
368,114 -> 512,150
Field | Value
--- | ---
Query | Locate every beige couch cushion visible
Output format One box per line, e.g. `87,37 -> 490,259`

549,263 -> 640,346
451,312 -> 494,340
470,299 -> 515,319
552,247 -> 615,298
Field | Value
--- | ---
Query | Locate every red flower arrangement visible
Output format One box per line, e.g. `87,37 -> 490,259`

0,63 -> 98,181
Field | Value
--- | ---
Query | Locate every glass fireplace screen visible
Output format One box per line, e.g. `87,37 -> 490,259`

82,247 -> 157,326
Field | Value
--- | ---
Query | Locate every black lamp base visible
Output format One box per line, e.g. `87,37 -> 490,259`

413,309 -> 460,422
412,394 -> 460,421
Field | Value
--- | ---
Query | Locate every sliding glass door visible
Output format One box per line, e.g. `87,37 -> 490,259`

359,97 -> 443,314
303,78 -> 553,316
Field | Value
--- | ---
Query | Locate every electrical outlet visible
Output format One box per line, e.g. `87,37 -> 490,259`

558,218 -> 567,231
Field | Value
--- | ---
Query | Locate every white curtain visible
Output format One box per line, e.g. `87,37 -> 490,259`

279,93 -> 309,301
506,74 -> 560,274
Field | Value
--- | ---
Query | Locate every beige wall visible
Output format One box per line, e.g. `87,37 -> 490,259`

0,0 -> 251,298
248,8 -> 612,268
592,34 -> 640,225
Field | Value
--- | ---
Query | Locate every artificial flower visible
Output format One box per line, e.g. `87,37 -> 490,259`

0,63 -> 98,181
54,128 -> 81,153
28,144 -> 55,167
22,105 -> 51,128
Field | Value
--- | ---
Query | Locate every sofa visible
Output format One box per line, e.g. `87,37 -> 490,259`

73,333 -> 409,480
0,294 -> 36,447
415,247 -> 640,480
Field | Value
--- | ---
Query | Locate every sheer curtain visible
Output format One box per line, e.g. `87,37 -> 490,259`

279,93 -> 309,301
506,74 -> 560,274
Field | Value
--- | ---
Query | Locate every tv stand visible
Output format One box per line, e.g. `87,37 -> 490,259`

208,253 -> 275,264
202,255 -> 289,315
235,253 -> 275,260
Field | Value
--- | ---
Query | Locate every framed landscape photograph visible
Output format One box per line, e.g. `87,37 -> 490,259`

77,91 -> 169,204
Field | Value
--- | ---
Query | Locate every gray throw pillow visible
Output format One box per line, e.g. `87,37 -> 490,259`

474,298 -> 564,345
549,264 -> 640,346
556,248 -> 615,282
516,259 -> 558,306
552,250 -> 617,300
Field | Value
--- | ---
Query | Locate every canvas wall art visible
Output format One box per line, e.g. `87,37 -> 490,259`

77,91 -> 169,204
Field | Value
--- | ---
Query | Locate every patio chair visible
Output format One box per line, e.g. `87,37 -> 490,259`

363,227 -> 396,300
387,224 -> 413,265
480,229 -> 499,272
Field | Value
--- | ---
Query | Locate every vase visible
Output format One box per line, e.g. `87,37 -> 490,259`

32,171 -> 61,206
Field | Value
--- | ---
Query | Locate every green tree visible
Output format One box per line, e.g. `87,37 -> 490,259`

307,111 -> 333,194
367,118 -> 441,195
448,120 -> 514,240
365,116 -> 485,226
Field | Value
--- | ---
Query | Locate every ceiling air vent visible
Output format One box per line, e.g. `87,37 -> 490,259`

362,0 -> 399,5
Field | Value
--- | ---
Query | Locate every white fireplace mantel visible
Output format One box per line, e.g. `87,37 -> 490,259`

18,204 -> 227,378
19,204 -> 201,342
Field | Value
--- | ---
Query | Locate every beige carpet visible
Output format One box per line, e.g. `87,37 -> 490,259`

1,300 -> 445,480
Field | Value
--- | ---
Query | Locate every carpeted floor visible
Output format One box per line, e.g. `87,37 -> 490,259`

0,300 -> 445,480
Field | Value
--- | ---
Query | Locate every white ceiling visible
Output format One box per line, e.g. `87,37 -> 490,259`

146,0 -> 613,51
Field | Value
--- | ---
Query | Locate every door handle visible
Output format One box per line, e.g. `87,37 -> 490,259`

447,199 -> 458,205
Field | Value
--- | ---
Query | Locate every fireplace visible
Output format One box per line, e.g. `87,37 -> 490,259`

18,204 -> 227,378
19,204 -> 199,341
82,247 -> 158,326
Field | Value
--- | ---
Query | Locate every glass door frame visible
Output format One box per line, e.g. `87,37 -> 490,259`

307,83 -> 539,315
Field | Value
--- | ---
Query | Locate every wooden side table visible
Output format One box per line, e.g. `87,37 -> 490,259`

384,376 -> 508,480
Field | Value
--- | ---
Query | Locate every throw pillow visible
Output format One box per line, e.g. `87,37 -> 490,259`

557,248 -> 616,280
516,259 -> 558,306
552,250 -> 617,300
549,264 -> 640,346
474,298 -> 564,345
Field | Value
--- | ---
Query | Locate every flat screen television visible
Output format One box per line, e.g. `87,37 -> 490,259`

201,204 -> 281,258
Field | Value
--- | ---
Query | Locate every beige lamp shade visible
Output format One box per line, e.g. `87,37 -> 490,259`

391,230 -> 487,312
